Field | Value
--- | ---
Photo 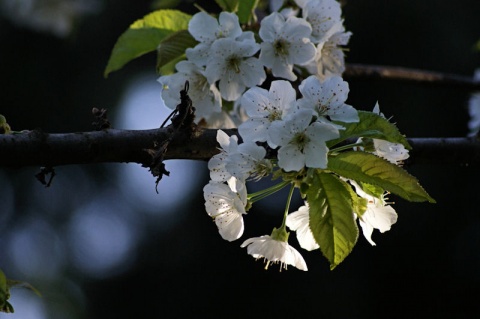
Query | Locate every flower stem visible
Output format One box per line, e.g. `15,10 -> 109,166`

247,180 -> 290,203
271,184 -> 295,242
329,142 -> 364,153
280,184 -> 295,230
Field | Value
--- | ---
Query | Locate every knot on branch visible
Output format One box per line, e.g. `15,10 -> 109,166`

92,108 -> 111,130
147,81 -> 198,192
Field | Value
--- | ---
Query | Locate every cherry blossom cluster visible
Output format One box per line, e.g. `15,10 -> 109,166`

158,0 -> 411,271
158,0 -> 351,128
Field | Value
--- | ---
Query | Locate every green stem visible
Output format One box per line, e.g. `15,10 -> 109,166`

247,180 -> 290,203
270,184 -> 295,243
329,142 -> 364,153
280,184 -> 295,230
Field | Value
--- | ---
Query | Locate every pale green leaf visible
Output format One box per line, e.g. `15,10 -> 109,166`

346,184 -> 368,217
328,111 -> 411,149
306,171 -> 358,270
237,0 -> 259,24
156,30 -> 197,74
158,54 -> 184,75
358,182 -> 385,198
328,151 -> 436,203
104,10 -> 192,77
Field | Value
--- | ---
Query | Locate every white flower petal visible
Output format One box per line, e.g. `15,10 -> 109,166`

203,180 -> 248,241
241,235 -> 308,271
238,118 -> 270,144
188,12 -> 218,43
278,144 -> 305,171
286,205 -> 319,251
215,210 -> 244,241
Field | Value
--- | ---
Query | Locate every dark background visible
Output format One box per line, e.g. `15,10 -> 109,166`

1,1 -> 480,318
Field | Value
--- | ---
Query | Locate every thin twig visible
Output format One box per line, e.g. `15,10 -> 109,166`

344,64 -> 480,90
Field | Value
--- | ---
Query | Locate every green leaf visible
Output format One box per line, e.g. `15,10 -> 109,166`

214,0 -> 239,12
358,181 -> 385,198
104,10 -> 192,77
328,151 -> 436,203
156,30 -> 197,74
345,184 -> 368,217
328,111 -> 411,149
237,0 -> 259,24
306,171 -> 358,270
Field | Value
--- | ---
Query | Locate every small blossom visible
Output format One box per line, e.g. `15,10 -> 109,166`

158,61 -> 222,122
286,203 -> 319,251
241,234 -> 308,271
259,12 -> 316,81
208,130 -> 271,182
204,110 -> 237,129
238,80 -> 297,148
302,0 -> 342,43
226,142 -> 272,181
268,109 -> 340,171
297,75 -> 359,123
203,178 -> 248,241
208,130 -> 239,182
306,21 -> 352,78
205,37 -> 265,101
357,103 -> 409,164
352,181 -> 398,246
270,0 -> 285,12
186,11 -> 243,67
372,139 -> 409,165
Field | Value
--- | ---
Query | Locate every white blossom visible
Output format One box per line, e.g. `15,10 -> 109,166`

357,103 -> 409,165
226,142 -> 272,181
241,235 -> 308,271
293,0 -> 309,9
352,182 -> 398,246
297,75 -> 359,123
270,0 -> 285,12
302,0 -> 342,43
205,37 -> 265,101
306,21 -> 352,78
158,61 -> 222,122
286,203 -> 319,251
259,12 -> 316,81
208,130 -> 271,182
268,109 -> 340,171
203,178 -> 248,241
204,110 -> 237,129
372,139 -> 410,165
208,130 -> 239,182
238,80 -> 297,148
186,11 -> 243,67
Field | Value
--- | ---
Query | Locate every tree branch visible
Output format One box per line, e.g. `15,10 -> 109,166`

1,129 -> 479,168
344,64 -> 480,90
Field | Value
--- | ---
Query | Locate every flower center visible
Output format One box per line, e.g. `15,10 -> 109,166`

192,74 -> 209,94
227,55 -> 242,73
267,108 -> 282,122
252,160 -> 273,181
273,38 -> 290,57
292,132 -> 310,152
316,95 -> 335,116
